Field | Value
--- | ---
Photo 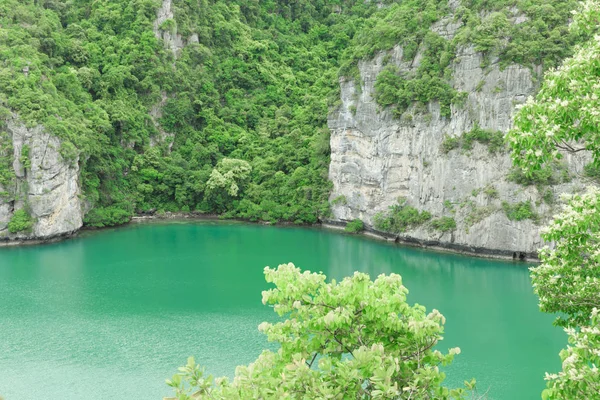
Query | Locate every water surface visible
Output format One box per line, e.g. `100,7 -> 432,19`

0,222 -> 565,399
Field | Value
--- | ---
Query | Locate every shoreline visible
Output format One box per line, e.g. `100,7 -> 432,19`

0,213 -> 538,262
0,230 -> 80,248
321,221 -> 538,263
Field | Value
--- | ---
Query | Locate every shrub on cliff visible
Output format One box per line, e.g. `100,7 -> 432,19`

373,199 -> 432,234
344,218 -> 364,233
7,209 -> 33,233
501,201 -> 539,223
431,216 -> 457,232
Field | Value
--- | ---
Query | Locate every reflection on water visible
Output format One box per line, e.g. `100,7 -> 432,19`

0,222 -> 564,400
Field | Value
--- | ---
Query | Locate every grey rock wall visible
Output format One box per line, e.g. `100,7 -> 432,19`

153,0 -> 185,56
0,117 -> 83,241
153,0 -> 198,58
328,30 -> 589,257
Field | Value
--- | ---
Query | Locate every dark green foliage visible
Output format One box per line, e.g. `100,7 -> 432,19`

352,0 -> 579,119
441,125 -> 505,154
373,31 -> 458,117
373,199 -> 432,234
344,218 -> 364,233
457,0 -> 581,69
541,188 -> 555,205
344,1 -> 458,117
340,0 -> 450,71
584,163 -> 600,181
7,209 -> 33,233
506,161 -> 570,186
83,205 -> 132,228
462,125 -> 505,153
430,217 -> 456,232
60,141 -> 78,166
374,62 -> 457,118
1,0 -> 376,226
502,200 -> 538,222
0,0 -> 581,227
19,145 -> 31,171
441,136 -> 460,153
0,130 -> 14,189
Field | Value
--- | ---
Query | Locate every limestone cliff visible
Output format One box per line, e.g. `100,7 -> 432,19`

153,0 -> 199,58
327,17 -> 589,258
0,117 -> 83,242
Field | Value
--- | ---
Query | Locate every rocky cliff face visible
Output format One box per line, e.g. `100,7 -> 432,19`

0,117 -> 83,241
153,0 -> 198,57
328,17 -> 589,258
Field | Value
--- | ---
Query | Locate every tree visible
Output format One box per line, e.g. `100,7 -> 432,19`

507,1 -> 600,398
542,308 -> 600,399
205,158 -> 252,198
167,263 -> 476,399
204,158 -> 252,212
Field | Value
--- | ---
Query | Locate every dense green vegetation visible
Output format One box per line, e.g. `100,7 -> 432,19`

0,0 -> 584,228
0,0 -> 383,226
362,1 -> 457,117
368,0 -> 580,118
2,0 -> 599,397
457,0 -> 581,69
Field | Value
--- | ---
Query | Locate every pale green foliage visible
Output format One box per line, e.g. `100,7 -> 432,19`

507,0 -> 600,173
167,263 -> 475,399
532,188 -> 600,328
206,158 -> 251,197
542,309 -> 600,399
509,1 -> 600,397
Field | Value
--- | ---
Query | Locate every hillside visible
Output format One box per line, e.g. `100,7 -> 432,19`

0,0 -> 587,253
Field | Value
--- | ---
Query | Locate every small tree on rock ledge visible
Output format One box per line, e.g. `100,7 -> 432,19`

167,263 -> 476,399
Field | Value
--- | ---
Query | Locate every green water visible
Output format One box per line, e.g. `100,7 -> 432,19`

0,222 -> 564,399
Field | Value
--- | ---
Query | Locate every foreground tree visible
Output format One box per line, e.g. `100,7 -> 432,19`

531,188 -> 600,328
508,1 -> 600,398
530,189 -> 600,399
167,263 -> 475,399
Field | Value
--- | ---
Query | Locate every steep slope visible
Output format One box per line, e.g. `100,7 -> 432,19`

0,0 -> 587,253
0,0 -> 378,232
328,1 -> 589,258
0,117 -> 82,240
